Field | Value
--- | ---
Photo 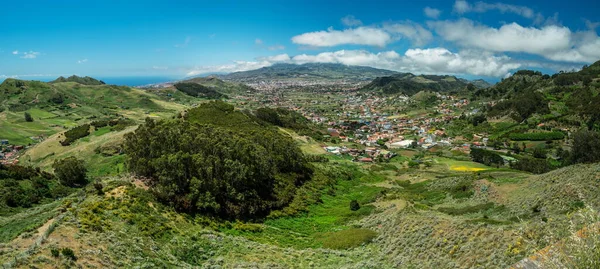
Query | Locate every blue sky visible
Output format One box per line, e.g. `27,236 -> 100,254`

1,0 -> 599,81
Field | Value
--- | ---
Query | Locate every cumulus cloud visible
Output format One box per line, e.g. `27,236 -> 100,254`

12,50 -> 19,55
430,19 -> 600,63
383,22 -> 433,46
424,7 -> 441,19
77,58 -> 88,64
402,48 -> 520,77
255,38 -> 263,45
453,0 -> 542,22
21,51 -> 40,59
186,48 -> 525,78
291,27 -> 392,47
341,15 -> 362,27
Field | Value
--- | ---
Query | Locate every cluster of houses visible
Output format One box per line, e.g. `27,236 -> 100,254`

0,139 -> 25,165
323,146 -> 396,163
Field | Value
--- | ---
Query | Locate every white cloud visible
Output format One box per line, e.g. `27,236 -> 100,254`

268,45 -> 285,51
21,51 -> 40,59
255,38 -> 263,45
383,22 -> 433,46
291,27 -> 392,47
453,0 -> 541,21
424,7 -> 441,19
186,48 -> 524,78
77,58 -> 88,64
12,50 -> 19,55
152,66 -> 169,70
453,0 -> 471,14
430,19 -> 600,63
341,15 -> 362,27
402,48 -> 520,77
174,36 -> 191,48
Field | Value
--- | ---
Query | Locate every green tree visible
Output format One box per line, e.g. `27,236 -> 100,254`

53,157 -> 87,187
571,130 -> 600,164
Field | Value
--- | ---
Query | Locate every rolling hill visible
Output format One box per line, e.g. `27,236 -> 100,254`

0,77 -> 193,146
178,76 -> 256,96
359,73 -> 490,96
217,63 -> 399,82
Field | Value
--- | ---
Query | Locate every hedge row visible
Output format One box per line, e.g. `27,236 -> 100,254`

509,131 -> 565,141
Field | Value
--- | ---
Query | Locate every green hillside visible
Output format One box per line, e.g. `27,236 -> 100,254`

0,78 -> 194,145
478,61 -> 600,128
360,73 -> 487,96
182,76 -> 256,95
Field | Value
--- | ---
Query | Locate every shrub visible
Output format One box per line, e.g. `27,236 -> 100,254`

350,200 -> 360,211
93,181 -> 104,195
53,157 -> 87,187
50,248 -> 59,258
321,228 -> 377,249
24,112 -> 33,122
61,247 -> 76,260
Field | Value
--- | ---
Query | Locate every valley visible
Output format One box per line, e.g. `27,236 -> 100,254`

1,61 -> 600,269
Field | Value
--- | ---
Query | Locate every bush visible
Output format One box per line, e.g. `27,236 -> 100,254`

53,157 -> 87,187
24,112 -> 33,122
50,248 -> 59,258
321,228 -> 377,249
93,181 -> 104,195
350,200 -> 360,211
61,247 -> 76,260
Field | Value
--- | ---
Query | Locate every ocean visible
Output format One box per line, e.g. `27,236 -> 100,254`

0,76 -> 180,87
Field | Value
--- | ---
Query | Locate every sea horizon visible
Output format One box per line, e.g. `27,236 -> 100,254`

0,76 -> 182,87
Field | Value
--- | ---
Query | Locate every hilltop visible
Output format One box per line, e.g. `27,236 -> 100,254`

50,75 -> 105,85
359,73 -> 490,96
0,78 -> 195,146
218,63 -> 398,82
177,76 -> 255,96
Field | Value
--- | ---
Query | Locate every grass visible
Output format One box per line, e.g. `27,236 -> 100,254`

321,228 -> 377,249
0,200 -> 62,242
436,157 -> 494,172
224,164 -> 385,248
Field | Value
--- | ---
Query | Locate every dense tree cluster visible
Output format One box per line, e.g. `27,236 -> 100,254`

174,82 -> 228,99
124,101 -> 313,219
0,164 -> 71,208
570,130 -> 600,164
255,107 -> 323,139
509,132 -> 565,141
510,156 -> 552,174
470,148 -> 504,167
487,90 -> 549,122
60,124 -> 91,146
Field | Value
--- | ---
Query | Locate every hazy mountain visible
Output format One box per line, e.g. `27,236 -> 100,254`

218,63 -> 398,82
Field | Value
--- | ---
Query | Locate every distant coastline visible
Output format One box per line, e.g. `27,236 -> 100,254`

0,76 -> 179,87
